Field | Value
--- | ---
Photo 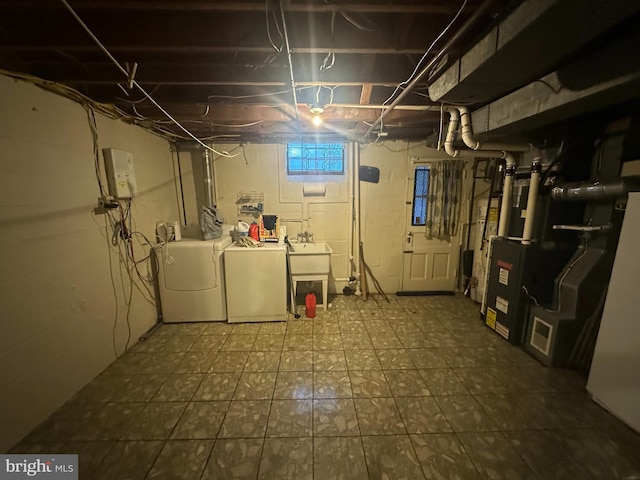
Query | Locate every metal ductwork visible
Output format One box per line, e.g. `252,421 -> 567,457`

429,0 -> 640,105
203,149 -> 215,208
551,177 -> 640,202
470,28 -> 640,137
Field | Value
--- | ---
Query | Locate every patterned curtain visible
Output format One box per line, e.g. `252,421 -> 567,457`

425,160 -> 465,240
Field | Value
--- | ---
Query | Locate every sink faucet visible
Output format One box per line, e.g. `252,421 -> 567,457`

297,231 -> 314,243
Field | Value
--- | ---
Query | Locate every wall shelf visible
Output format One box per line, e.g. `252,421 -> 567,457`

236,191 -> 263,217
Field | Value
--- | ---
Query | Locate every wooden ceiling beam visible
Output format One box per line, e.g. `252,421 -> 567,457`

0,9 -> 464,54
28,63 -> 418,86
1,1 -> 470,14
0,45 -> 439,56
359,84 -> 373,105
130,103 -> 438,123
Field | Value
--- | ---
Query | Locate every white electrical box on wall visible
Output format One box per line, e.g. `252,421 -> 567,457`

103,148 -> 137,199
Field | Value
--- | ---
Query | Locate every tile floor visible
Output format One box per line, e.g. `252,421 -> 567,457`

11,294 -> 640,479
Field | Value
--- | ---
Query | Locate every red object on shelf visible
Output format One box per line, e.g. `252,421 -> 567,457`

249,223 -> 259,241
305,293 -> 317,318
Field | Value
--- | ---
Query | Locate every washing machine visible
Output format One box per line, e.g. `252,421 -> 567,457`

156,225 -> 233,322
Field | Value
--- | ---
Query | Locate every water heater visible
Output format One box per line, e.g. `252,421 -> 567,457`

103,148 -> 137,199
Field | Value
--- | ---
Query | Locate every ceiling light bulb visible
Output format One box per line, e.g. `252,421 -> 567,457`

312,114 -> 323,127
309,104 -> 324,115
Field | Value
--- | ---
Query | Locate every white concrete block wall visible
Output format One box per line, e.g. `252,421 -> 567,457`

0,74 -> 179,452
359,143 -> 470,293
211,143 -> 351,292
208,141 -> 473,296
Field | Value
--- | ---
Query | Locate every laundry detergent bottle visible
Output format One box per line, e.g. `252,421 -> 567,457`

237,220 -> 250,236
249,222 -> 260,241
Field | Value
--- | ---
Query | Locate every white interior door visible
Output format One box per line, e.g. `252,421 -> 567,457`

401,159 -> 460,292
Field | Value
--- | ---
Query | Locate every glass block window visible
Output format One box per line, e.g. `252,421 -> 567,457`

287,142 -> 344,175
412,166 -> 430,226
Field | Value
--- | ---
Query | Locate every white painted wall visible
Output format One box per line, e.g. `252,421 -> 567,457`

0,74 -> 179,452
359,143 -> 475,293
211,143 -> 351,292
204,141 -> 474,295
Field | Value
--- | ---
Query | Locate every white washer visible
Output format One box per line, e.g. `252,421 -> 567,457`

157,226 -> 233,322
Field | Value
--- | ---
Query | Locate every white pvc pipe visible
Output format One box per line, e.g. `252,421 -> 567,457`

354,142 -> 362,296
444,110 -> 510,160
521,159 -> 542,245
347,142 -> 354,280
444,109 -> 462,157
457,106 -> 531,152
497,155 -> 516,237
443,109 -> 517,238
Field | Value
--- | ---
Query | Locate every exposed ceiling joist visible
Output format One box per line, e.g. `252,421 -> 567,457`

0,1 -> 469,14
7,0 -> 636,142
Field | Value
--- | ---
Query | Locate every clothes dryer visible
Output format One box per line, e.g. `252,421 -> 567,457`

156,226 -> 233,322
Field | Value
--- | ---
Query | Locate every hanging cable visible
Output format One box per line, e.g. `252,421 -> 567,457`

59,0 -> 237,157
278,0 -> 300,124
382,0 -> 468,107
364,0 -> 493,140
265,0 -> 283,52
320,52 -> 335,72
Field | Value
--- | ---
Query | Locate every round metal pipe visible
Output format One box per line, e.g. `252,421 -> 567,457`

203,149 -> 215,208
551,178 -> 640,202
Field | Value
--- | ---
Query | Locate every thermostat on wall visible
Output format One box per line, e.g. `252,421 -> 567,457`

103,148 -> 137,199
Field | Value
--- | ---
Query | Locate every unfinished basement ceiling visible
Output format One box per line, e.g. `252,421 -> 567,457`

1,0 -> 638,143
0,0 -> 517,142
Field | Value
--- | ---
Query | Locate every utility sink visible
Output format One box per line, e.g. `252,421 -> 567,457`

287,242 -> 332,275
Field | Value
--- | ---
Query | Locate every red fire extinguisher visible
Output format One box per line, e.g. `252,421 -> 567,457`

305,293 -> 317,319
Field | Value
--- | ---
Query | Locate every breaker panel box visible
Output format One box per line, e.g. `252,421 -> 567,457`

103,148 -> 137,199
